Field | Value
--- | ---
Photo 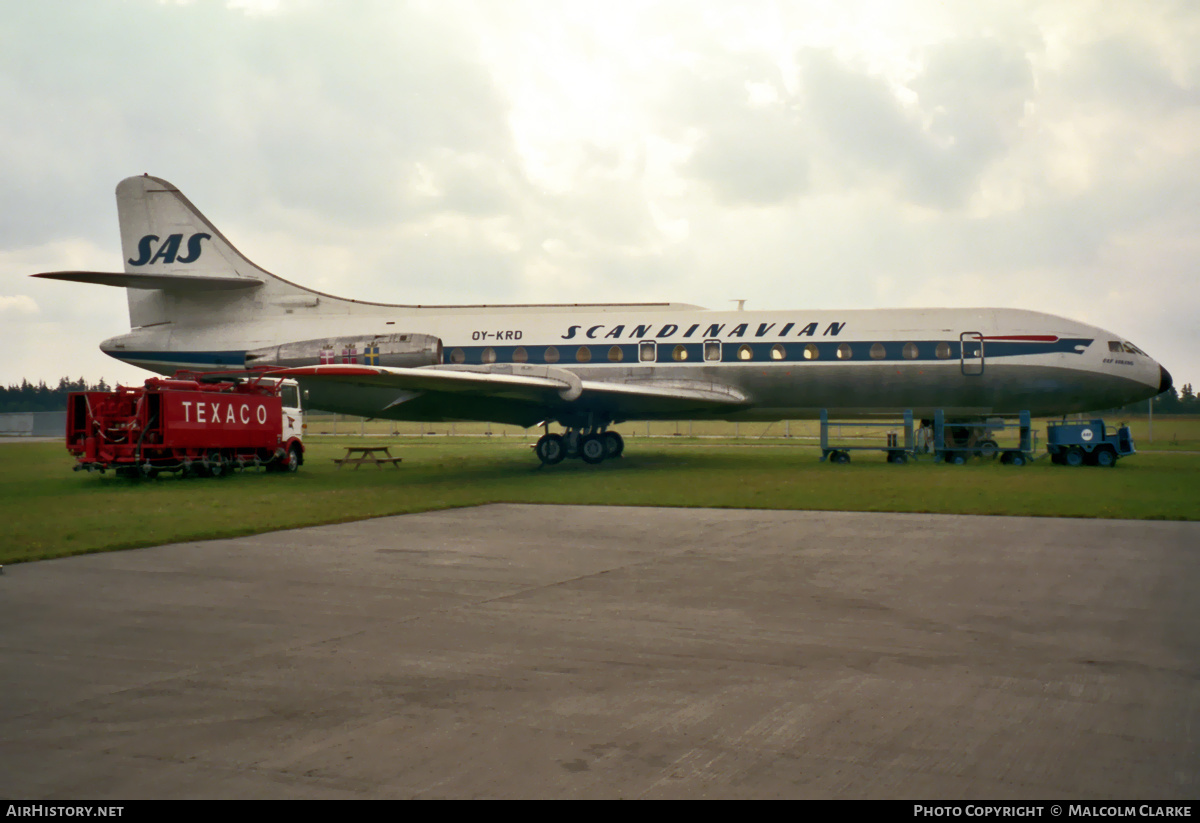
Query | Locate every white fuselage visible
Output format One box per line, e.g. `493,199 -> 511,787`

101,295 -> 1166,424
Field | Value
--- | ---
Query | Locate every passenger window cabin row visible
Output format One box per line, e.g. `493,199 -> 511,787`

447,340 -> 964,365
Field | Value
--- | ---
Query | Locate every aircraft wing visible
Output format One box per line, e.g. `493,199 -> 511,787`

271,364 -> 749,424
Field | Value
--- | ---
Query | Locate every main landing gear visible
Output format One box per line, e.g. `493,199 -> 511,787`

535,428 -> 625,466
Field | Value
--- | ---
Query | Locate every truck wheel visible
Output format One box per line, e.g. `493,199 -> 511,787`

1064,448 -> 1084,468
976,439 -> 999,459
1095,448 -> 1117,468
1008,453 -> 1027,467
285,444 -> 301,472
207,450 -> 226,477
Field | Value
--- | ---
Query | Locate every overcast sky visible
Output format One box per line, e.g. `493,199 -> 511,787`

2,0 -> 1197,390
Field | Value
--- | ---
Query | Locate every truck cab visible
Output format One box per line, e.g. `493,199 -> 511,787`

276,378 -> 305,471
279,379 -> 304,441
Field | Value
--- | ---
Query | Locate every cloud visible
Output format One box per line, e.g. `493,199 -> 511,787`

1,0 -> 1198,388
0,295 -> 38,315
0,0 -> 519,245
792,40 -> 1039,211
652,50 -> 810,205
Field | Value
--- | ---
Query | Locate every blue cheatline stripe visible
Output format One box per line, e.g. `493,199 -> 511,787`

113,338 -> 1093,370
116,350 -> 247,367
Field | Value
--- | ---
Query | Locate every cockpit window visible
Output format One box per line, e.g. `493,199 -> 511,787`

1108,341 -> 1123,353
1122,342 -> 1147,356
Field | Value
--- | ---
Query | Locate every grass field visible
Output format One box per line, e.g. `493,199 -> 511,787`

2,420 -> 1198,565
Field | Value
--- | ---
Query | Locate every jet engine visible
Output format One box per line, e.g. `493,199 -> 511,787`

245,333 -> 442,369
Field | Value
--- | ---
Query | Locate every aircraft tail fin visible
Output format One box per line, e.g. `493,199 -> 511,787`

35,175 -> 319,329
115,174 -> 268,284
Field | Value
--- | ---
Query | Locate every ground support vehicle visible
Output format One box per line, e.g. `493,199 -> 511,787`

66,373 -> 304,478
1046,419 -> 1134,467
930,410 -> 1035,466
820,409 -> 915,464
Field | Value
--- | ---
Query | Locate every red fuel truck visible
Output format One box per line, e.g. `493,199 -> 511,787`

66,373 -> 305,478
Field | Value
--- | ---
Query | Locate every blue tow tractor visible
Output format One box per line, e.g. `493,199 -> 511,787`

1046,419 -> 1135,467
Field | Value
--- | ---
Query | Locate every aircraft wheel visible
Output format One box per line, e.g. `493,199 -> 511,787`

1064,448 -> 1084,468
535,433 -> 566,465
285,444 -> 302,473
1095,448 -> 1117,468
579,433 -> 606,464
603,431 -> 625,458
206,450 -> 226,477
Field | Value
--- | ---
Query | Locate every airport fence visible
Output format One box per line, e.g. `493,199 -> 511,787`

0,411 -> 66,437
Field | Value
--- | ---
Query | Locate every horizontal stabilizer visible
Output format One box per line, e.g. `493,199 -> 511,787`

33,271 -> 262,291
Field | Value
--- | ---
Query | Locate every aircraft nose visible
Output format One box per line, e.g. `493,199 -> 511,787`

1158,365 -> 1173,395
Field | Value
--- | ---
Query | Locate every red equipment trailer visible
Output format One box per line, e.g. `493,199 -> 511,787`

66,373 -> 305,478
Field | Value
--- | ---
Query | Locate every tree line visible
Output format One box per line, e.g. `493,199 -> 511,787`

1117,383 -> 1197,415
0,377 -> 114,414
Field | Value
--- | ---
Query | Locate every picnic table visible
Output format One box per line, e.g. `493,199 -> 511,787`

333,445 -> 403,469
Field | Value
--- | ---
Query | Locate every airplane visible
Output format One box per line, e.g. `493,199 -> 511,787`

34,174 -> 1173,465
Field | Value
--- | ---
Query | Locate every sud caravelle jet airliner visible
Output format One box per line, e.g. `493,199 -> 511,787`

34,175 -> 1172,465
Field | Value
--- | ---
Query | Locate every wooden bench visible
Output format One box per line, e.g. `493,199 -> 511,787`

333,446 -> 403,469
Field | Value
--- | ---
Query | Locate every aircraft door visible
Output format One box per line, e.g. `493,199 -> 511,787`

960,332 -> 984,376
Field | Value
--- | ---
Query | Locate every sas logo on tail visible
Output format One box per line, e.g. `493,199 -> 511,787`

128,233 -> 211,266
